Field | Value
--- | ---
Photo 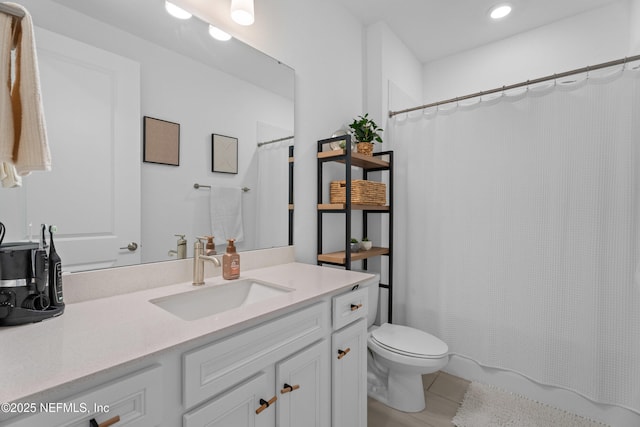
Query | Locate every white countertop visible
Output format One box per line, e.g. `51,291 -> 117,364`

0,262 -> 373,404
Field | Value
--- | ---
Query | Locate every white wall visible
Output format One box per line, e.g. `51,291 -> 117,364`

630,0 -> 640,53
185,0 -> 365,264
422,1 -> 632,104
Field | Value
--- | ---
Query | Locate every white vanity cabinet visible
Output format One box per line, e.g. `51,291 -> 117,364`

184,339 -> 331,427
5,365 -> 163,427
183,371 -> 275,427
1,263 -> 374,427
182,302 -> 331,427
276,339 -> 331,427
331,287 -> 368,427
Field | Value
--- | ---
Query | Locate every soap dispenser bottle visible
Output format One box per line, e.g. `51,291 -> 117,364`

223,239 -> 240,280
205,236 -> 216,255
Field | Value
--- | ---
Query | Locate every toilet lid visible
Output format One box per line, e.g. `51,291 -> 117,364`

371,323 -> 448,358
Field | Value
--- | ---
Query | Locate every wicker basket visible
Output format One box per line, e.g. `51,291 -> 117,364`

330,180 -> 386,205
356,142 -> 374,156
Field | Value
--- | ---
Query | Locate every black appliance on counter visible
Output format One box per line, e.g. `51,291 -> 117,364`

0,222 -> 64,326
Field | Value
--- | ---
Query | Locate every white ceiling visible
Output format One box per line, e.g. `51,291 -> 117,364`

337,0 -> 620,63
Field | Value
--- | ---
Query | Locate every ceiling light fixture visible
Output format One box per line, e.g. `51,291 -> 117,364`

165,1 -> 192,20
489,4 -> 512,20
231,0 -> 255,26
209,24 -> 232,41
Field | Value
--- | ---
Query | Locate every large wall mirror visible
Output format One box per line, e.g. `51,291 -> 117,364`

0,0 -> 294,271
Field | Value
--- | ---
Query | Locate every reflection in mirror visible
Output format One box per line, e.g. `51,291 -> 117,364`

0,0 -> 294,272
255,124 -> 294,250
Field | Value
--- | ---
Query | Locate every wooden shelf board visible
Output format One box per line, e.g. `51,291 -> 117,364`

317,247 -> 389,264
317,150 -> 389,169
318,204 -> 389,211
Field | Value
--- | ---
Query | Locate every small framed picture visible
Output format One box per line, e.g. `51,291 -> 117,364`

212,134 -> 238,174
143,116 -> 180,166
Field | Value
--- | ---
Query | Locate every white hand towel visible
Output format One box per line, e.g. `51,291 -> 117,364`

209,187 -> 244,246
0,161 -> 21,187
0,11 -> 14,164
5,3 -> 51,176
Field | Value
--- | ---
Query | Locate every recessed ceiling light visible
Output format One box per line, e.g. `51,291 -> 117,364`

489,4 -> 512,20
231,0 -> 255,26
209,25 -> 232,41
165,1 -> 192,20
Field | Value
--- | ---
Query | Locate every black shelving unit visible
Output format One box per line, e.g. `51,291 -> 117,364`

316,135 -> 394,323
288,146 -> 294,246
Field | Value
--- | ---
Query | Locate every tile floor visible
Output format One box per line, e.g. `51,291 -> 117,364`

368,371 -> 471,427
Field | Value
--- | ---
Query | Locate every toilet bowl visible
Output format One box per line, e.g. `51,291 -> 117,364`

364,276 -> 449,413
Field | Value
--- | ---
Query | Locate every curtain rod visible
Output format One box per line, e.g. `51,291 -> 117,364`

257,135 -> 294,147
389,54 -> 640,118
0,4 -> 24,19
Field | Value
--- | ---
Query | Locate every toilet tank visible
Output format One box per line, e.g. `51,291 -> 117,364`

363,274 -> 380,328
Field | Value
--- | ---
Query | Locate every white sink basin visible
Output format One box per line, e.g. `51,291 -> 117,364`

150,279 -> 293,321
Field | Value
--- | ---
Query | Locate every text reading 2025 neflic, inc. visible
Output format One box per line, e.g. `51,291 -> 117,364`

1,402 -> 110,415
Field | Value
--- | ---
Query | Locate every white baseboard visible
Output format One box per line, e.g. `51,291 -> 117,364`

444,355 -> 640,427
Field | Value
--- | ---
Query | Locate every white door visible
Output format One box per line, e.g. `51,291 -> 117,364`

332,319 -> 368,427
1,27 -> 141,271
276,340 -> 330,427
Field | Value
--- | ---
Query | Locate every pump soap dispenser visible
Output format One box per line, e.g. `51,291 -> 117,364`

205,236 -> 216,255
222,239 -> 240,280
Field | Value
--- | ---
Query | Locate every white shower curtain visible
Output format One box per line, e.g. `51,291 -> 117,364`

255,140 -> 291,248
390,64 -> 640,412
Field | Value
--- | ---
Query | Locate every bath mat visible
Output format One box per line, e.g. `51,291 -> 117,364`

452,382 -> 609,427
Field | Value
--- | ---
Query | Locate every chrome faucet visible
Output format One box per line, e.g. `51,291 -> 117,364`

193,237 -> 221,286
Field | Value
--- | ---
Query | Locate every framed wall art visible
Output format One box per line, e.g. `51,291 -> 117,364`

211,133 -> 238,174
143,116 -> 180,166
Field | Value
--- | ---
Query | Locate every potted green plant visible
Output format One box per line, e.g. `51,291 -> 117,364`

360,237 -> 372,251
348,113 -> 383,156
350,238 -> 360,253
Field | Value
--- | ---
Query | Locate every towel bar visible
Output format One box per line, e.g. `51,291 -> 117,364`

194,183 -> 250,192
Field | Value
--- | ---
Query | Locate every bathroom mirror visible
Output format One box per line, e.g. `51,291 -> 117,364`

0,0 -> 294,271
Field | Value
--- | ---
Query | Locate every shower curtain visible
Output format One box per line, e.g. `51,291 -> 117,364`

255,140 -> 291,248
390,64 -> 640,412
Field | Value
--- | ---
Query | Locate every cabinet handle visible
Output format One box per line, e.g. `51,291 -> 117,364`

281,383 -> 301,394
350,303 -> 363,311
337,348 -> 351,359
89,415 -> 120,427
255,396 -> 277,414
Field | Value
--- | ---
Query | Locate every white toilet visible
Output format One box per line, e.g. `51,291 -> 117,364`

364,276 -> 449,413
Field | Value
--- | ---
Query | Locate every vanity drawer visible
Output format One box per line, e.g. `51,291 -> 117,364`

183,301 -> 329,409
333,287 -> 368,331
6,365 -> 163,427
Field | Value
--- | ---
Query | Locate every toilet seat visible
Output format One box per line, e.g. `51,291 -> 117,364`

370,323 -> 448,359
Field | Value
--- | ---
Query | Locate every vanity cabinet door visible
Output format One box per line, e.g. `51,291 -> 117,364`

332,319 -> 367,427
276,339 -> 330,427
183,372 -> 275,427
4,365 -> 162,427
